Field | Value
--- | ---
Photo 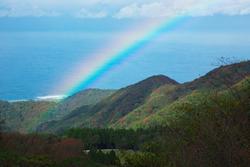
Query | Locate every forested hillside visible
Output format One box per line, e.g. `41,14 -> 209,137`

38,61 -> 250,132
0,89 -> 115,133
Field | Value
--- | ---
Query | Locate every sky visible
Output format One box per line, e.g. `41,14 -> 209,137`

0,0 -> 250,18
0,1 -> 250,100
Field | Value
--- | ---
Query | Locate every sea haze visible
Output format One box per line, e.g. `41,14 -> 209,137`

0,16 -> 250,100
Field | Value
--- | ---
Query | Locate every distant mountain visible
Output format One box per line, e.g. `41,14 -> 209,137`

2,61 -> 250,133
37,75 -> 179,132
38,61 -> 250,132
50,89 -> 116,120
157,60 -> 250,102
113,60 -> 250,128
0,100 -> 57,133
184,60 -> 250,89
83,75 -> 179,127
0,89 -> 115,133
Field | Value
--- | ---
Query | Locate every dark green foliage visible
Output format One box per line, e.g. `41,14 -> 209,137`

0,133 -> 112,167
64,127 -> 169,151
89,149 -> 120,166
0,149 -> 109,167
120,152 -> 162,167
65,128 -> 141,150
57,156 -> 107,167
0,150 -> 56,167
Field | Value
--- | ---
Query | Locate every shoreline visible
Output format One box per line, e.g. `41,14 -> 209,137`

5,94 -> 66,103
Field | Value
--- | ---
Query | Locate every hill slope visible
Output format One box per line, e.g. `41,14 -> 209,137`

49,89 -> 116,120
38,61 -> 250,132
0,89 -> 115,133
112,60 -> 250,128
38,75 -> 179,132
0,100 -> 57,133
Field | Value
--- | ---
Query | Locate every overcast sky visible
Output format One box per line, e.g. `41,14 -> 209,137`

0,0 -> 250,18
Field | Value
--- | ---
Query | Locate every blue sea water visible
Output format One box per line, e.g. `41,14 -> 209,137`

1,17 -> 250,100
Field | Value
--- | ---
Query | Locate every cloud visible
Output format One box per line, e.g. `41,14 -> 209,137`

115,0 -> 250,18
0,0 -> 250,18
0,8 -> 60,17
75,8 -> 107,18
114,3 -> 170,19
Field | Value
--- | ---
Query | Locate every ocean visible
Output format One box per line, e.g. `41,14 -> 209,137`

0,30 -> 250,100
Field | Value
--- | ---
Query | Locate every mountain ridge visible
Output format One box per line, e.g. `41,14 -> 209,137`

1,60 -> 250,133
38,60 -> 250,132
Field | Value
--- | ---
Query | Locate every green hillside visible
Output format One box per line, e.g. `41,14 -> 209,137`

48,89 -> 116,120
0,89 -> 115,133
0,100 -> 57,133
38,61 -> 250,132
112,60 -> 250,129
37,75 -> 179,132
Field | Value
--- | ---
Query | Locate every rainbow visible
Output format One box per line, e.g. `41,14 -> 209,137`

54,16 -> 187,97
53,1 -> 219,98
30,1 -> 220,131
